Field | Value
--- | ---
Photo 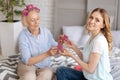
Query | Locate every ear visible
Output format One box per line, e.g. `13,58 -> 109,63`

22,16 -> 28,27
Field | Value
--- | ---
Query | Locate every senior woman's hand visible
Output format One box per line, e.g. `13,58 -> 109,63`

48,47 -> 58,56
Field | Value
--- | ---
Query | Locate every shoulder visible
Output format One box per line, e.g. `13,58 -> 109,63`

93,33 -> 108,48
95,33 -> 106,43
19,28 -> 27,36
18,28 -> 29,41
41,26 -> 49,31
40,26 -> 52,34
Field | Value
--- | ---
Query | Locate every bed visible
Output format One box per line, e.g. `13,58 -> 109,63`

51,0 -> 120,79
52,26 -> 120,80
0,28 -> 120,80
0,55 -> 19,80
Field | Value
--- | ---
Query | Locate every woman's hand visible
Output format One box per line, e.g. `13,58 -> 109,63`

58,34 -> 75,48
48,47 -> 58,56
59,49 -> 72,57
65,40 -> 77,49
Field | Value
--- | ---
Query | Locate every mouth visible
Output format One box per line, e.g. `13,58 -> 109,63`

89,23 -> 94,27
35,25 -> 39,27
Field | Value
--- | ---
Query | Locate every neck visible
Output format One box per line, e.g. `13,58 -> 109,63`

91,30 -> 100,38
28,28 -> 40,36
89,30 -> 101,42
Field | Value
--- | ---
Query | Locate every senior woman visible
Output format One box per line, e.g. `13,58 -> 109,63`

17,4 -> 58,80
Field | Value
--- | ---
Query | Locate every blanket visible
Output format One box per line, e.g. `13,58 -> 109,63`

1,47 -> 120,80
0,55 -> 19,80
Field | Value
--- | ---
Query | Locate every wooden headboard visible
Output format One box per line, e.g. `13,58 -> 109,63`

53,0 -> 87,40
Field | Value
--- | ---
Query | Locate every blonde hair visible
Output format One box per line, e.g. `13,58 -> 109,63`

86,8 -> 112,53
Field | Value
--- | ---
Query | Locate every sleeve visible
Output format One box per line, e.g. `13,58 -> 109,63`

92,39 -> 102,54
18,32 -> 31,64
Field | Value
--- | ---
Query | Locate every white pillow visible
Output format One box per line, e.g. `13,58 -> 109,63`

111,30 -> 120,48
79,29 -> 90,48
110,47 -> 120,58
62,26 -> 84,47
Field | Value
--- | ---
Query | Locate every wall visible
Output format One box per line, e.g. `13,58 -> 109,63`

0,0 -> 119,54
87,0 -> 117,30
53,0 -> 87,40
25,0 -> 55,32
0,0 -> 55,54
116,0 -> 120,30
0,0 -> 55,32
0,0 -> 119,33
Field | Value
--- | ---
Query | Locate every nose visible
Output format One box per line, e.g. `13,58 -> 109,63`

90,19 -> 95,23
35,20 -> 38,24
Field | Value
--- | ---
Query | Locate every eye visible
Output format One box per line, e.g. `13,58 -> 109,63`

96,18 -> 100,22
37,18 -> 39,21
89,16 -> 93,19
31,19 -> 34,22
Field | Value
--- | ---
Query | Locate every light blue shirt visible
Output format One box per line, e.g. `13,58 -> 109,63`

18,26 -> 57,68
83,33 -> 113,80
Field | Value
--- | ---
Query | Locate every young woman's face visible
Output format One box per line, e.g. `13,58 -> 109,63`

26,10 -> 40,31
87,11 -> 104,32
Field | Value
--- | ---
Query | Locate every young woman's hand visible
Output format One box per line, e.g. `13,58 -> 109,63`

59,49 -> 72,57
64,40 -> 77,49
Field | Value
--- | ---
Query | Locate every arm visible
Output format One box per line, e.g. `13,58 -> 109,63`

64,39 -> 83,59
71,52 -> 100,73
61,39 -> 101,73
20,43 -> 57,66
27,47 -> 58,66
28,28 -> 58,66
19,30 -> 58,66
72,45 -> 83,60
60,49 -> 100,73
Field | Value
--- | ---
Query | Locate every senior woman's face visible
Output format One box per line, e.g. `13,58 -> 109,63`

26,10 -> 40,31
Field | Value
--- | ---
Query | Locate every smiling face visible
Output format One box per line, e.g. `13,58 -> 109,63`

26,10 -> 40,31
86,11 -> 105,33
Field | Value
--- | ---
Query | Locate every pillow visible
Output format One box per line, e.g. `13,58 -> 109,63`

62,26 -> 84,47
110,47 -> 120,58
111,30 -> 120,48
79,29 -> 90,48
0,55 -> 20,80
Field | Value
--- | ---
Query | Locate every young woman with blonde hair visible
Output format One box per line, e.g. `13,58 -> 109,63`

56,8 -> 113,80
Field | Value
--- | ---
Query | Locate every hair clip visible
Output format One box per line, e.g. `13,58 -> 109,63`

22,4 -> 40,16
22,9 -> 29,16
26,4 -> 34,11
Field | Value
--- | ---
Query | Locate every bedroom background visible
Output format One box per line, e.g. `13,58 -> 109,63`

0,0 -> 120,55
0,0 -> 120,80
0,0 -> 55,55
